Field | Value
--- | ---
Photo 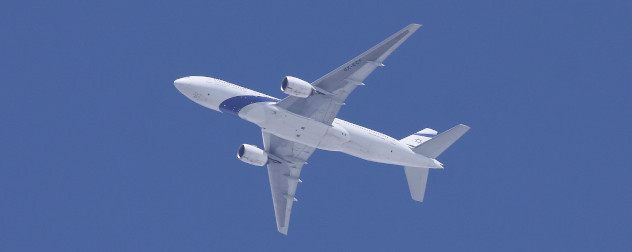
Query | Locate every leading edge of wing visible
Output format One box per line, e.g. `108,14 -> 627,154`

311,23 -> 421,89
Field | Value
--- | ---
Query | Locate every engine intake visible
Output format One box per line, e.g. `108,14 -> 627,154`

281,76 -> 314,98
237,144 -> 268,166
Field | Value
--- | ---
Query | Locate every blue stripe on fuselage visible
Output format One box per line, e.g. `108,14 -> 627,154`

219,95 -> 279,115
414,133 -> 436,137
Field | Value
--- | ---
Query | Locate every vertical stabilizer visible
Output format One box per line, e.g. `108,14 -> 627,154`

404,166 -> 429,202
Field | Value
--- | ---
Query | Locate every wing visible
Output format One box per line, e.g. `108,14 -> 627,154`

276,24 -> 421,124
262,131 -> 316,235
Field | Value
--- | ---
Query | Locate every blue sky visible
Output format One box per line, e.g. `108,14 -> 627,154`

2,1 -> 630,251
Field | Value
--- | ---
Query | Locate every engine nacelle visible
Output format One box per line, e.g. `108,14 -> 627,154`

281,76 -> 314,98
237,144 -> 268,166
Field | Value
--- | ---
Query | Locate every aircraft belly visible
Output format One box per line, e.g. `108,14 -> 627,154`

242,104 -> 438,167
259,107 -> 329,148
335,122 -> 429,167
317,121 -> 351,151
338,125 -> 385,162
239,103 -> 269,124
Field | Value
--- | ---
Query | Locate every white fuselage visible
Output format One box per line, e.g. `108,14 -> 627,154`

175,76 -> 441,168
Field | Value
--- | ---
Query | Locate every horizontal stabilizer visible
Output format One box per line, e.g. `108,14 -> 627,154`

404,166 -> 429,202
412,124 -> 470,159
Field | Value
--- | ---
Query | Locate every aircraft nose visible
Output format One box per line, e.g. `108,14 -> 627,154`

174,77 -> 189,90
174,77 -> 195,95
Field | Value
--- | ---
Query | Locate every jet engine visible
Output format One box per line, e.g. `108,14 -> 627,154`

237,144 -> 268,166
281,76 -> 314,98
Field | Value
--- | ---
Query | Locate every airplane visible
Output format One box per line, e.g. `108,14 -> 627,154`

174,24 -> 470,235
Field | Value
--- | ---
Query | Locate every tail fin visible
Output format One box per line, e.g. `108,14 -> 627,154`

400,128 -> 438,148
412,124 -> 470,159
404,166 -> 429,202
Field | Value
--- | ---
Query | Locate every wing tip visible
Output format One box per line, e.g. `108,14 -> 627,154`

457,124 -> 471,131
277,226 -> 289,235
408,23 -> 422,31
